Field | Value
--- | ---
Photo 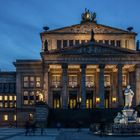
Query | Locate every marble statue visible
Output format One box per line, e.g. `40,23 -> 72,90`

124,85 -> 134,108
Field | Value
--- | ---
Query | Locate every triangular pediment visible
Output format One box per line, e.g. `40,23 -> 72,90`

45,22 -> 136,34
47,42 -> 138,56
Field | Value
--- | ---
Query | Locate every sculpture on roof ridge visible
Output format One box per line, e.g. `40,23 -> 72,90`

81,8 -> 97,23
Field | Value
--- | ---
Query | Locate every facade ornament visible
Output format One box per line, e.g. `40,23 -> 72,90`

124,85 -> 134,109
81,8 -> 97,23
44,40 -> 48,51
90,29 -> 95,42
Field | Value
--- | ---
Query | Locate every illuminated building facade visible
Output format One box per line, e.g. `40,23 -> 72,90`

0,9 -> 140,126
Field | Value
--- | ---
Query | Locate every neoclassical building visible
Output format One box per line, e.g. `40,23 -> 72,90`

0,9 -> 140,126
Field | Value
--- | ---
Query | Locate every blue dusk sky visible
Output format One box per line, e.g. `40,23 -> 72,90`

0,0 -> 140,71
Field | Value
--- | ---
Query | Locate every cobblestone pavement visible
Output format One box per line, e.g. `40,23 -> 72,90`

0,128 -> 140,140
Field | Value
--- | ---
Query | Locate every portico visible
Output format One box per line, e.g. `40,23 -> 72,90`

43,61 -> 137,109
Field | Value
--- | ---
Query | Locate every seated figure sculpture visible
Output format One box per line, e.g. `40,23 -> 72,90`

124,85 -> 134,109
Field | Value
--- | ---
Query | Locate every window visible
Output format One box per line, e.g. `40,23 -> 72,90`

29,91 -> 34,100
57,40 -> 61,49
23,76 -> 29,87
24,100 -> 28,105
14,96 -> 16,101
4,96 -> 8,101
9,96 -> 13,101
110,40 -> 115,46
30,77 -> 35,87
63,40 -> 67,48
69,75 -> 78,88
69,40 -> 73,46
3,115 -> 8,121
75,40 -> 79,45
52,75 -> 61,88
116,40 -> 121,47
4,102 -> 8,108
0,95 -> 2,100
36,77 -> 41,87
86,75 -> 94,87
104,40 -> 109,45
9,102 -> 13,108
23,91 -> 28,104
14,115 -> 16,121
104,75 -> 110,87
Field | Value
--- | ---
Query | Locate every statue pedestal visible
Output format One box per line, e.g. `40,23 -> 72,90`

122,109 -> 134,118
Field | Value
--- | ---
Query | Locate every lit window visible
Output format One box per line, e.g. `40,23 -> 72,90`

52,75 -> 61,88
4,96 -> 8,101
14,115 -> 16,121
36,77 -> 41,87
69,75 -> 78,88
9,96 -> 13,101
0,96 -> 2,100
9,102 -> 13,108
3,115 -> 8,121
4,102 -> 8,108
14,102 -> 16,107
104,75 -> 110,87
14,96 -> 16,101
86,75 -> 94,87
24,100 -> 28,105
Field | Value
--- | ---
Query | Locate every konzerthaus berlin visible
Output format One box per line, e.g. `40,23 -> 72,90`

0,10 -> 140,126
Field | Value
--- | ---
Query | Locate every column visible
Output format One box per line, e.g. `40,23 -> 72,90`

62,64 -> 68,109
135,65 -> 140,105
117,64 -> 123,107
99,64 -> 105,108
81,64 -> 86,109
44,65 -> 50,105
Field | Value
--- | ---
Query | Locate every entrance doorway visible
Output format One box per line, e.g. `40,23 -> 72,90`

104,90 -> 110,108
86,91 -> 93,109
53,91 -> 61,109
69,91 -> 77,109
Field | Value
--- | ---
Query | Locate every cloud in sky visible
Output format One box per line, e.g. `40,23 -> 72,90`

0,0 -> 140,70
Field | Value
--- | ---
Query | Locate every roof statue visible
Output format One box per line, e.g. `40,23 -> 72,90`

81,8 -> 97,23
90,29 -> 95,42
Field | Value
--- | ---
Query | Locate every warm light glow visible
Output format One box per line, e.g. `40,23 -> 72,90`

0,96 -> 2,100
3,115 -> 8,121
14,96 -> 16,101
9,96 -> 13,101
29,113 -> 33,119
112,97 -> 117,102
79,97 -> 82,103
4,96 -> 8,101
14,115 -> 16,121
96,97 -> 100,103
